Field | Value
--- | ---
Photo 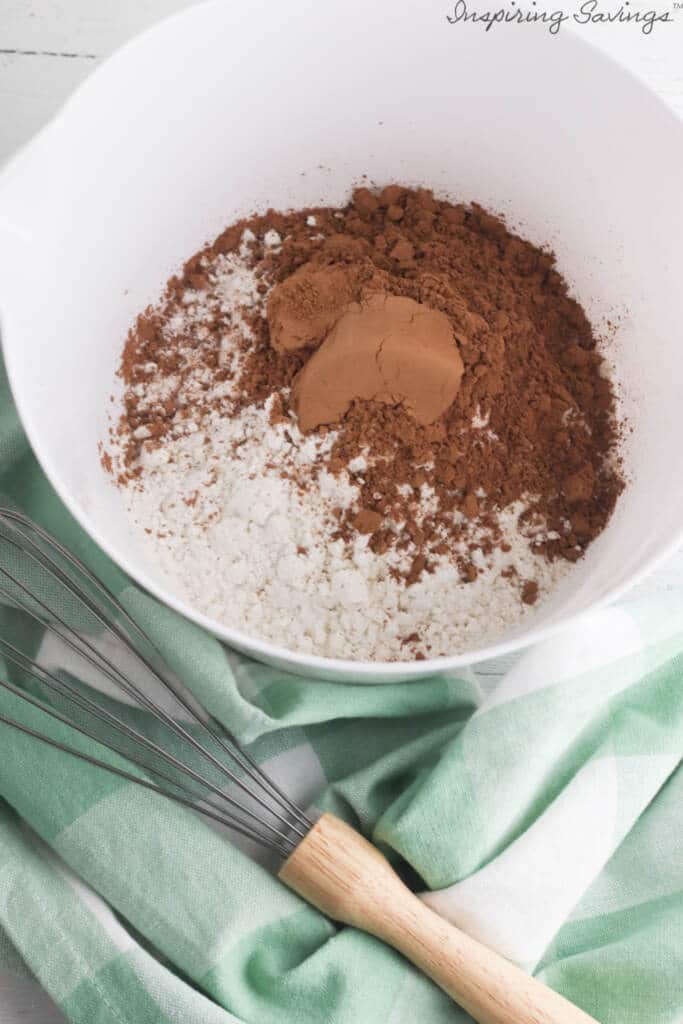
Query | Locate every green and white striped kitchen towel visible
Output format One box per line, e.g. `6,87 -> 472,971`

0,356 -> 681,1024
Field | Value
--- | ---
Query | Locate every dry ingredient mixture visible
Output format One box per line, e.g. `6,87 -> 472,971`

107,184 -> 623,661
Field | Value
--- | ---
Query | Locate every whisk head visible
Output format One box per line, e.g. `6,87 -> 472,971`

0,508 -> 313,857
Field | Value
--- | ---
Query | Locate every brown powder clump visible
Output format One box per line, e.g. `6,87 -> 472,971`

114,183 -> 624,584
267,264 -> 360,352
291,292 -> 464,430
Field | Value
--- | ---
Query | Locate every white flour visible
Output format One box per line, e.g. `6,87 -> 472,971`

127,398 -> 570,661
121,231 -> 573,661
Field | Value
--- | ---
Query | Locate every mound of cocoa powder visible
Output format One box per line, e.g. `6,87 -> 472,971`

115,184 -> 623,591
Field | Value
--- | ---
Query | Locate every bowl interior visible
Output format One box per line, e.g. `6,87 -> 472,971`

1,0 -> 682,682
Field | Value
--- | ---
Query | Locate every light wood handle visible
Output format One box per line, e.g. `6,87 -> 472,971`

279,814 -> 599,1024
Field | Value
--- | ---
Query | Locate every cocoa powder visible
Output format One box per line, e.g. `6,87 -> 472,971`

115,184 -> 623,589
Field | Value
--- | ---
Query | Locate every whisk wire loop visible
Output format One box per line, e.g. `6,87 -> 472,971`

0,512 -> 311,830
0,705 -> 296,855
0,508 -> 312,855
0,639 -> 298,850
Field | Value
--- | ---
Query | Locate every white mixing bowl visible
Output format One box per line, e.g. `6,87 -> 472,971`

1,0 -> 682,682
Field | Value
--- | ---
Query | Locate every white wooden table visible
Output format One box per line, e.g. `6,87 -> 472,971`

0,2 -> 681,1021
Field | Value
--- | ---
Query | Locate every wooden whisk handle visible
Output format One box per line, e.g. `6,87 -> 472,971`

279,814 -> 599,1024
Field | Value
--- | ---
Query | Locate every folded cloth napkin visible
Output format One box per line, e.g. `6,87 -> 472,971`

0,358 -> 681,1024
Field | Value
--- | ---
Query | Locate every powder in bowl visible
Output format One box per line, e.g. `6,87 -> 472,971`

106,184 -> 623,661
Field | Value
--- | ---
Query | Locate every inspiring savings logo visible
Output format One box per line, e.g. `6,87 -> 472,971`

446,0 -> 676,33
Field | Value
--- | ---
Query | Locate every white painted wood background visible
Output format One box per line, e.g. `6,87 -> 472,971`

0,2 -> 681,1021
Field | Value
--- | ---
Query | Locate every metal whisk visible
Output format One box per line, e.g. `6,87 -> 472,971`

0,508 -> 313,857
0,508 -> 597,1024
